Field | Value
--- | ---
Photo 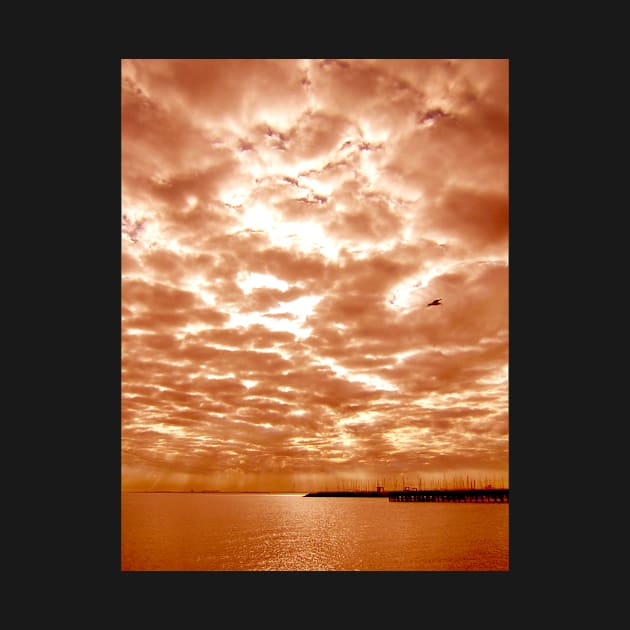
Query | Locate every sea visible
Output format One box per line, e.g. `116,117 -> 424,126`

121,492 -> 509,571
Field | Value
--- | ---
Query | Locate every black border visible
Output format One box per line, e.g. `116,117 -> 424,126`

63,50 -> 557,607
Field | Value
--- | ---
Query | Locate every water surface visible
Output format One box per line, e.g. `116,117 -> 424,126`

121,492 -> 508,571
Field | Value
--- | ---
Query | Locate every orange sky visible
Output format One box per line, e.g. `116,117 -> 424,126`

121,59 -> 509,492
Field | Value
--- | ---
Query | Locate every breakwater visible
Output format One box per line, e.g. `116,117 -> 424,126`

304,489 -> 509,503
304,491 -> 387,497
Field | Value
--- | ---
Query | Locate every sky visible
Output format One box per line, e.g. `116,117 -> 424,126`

121,59 -> 509,492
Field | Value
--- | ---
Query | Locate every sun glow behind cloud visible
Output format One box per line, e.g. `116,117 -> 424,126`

122,59 -> 509,492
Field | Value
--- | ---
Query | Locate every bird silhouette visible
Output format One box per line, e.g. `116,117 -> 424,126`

426,299 -> 442,307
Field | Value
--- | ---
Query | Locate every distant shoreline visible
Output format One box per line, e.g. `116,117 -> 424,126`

121,490 -> 304,494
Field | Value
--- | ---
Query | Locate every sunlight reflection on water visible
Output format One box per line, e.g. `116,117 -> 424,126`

121,493 -> 508,571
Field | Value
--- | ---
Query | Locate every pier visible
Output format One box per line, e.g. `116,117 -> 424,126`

304,488 -> 509,502
388,488 -> 509,503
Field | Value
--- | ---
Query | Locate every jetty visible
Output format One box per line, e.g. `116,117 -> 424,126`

304,488 -> 509,503
388,488 -> 508,503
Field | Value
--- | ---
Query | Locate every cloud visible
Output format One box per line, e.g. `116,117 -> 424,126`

121,59 -> 509,491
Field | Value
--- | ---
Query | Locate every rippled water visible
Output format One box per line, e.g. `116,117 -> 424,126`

121,492 -> 508,571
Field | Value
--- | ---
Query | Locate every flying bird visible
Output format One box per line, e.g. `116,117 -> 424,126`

426,299 -> 443,307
